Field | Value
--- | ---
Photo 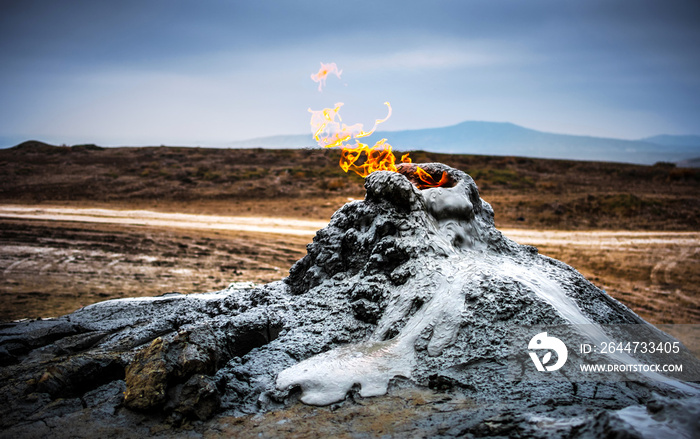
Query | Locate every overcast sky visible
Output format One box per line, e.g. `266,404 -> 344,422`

1,0 -> 699,147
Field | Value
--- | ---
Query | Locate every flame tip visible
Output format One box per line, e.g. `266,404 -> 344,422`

311,62 -> 342,92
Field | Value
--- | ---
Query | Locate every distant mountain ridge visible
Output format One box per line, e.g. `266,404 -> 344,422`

676,157 -> 700,168
5,121 -> 699,165
228,121 -> 700,165
641,134 -> 700,148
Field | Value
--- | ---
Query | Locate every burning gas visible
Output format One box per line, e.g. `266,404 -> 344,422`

308,100 -> 449,189
310,62 -> 342,92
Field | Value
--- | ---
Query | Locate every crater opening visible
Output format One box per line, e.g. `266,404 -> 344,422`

397,163 -> 457,189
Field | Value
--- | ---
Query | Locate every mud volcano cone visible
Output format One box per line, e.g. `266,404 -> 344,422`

279,164 -> 700,403
1,163 -> 699,438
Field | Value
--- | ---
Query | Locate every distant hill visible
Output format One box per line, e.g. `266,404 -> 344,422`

10,140 -> 104,152
229,121 -> 700,165
5,122 -> 699,165
10,140 -> 57,151
641,134 -> 700,148
677,157 -> 700,168
228,134 -> 315,149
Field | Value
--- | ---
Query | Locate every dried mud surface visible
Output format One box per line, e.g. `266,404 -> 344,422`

504,229 -> 700,324
0,217 -> 308,321
205,387 -> 476,438
1,208 -> 698,324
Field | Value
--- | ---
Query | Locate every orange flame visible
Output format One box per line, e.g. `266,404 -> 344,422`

309,101 -> 447,187
414,167 -> 450,189
310,62 -> 342,92
310,102 -> 402,177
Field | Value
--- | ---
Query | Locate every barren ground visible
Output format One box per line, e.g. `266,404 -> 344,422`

1,206 -> 697,324
1,143 -> 698,324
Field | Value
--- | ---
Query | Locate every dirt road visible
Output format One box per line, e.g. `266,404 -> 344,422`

1,205 -> 698,324
0,205 -> 328,236
3,205 -> 698,247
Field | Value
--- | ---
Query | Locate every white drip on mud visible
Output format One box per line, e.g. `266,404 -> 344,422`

276,256 -> 477,405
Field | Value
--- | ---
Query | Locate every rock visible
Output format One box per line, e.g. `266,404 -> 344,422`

166,374 -> 220,421
123,326 -> 225,415
123,337 -> 170,410
0,163 -> 698,437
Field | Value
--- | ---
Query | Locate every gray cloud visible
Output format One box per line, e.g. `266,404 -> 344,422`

1,0 -> 698,144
